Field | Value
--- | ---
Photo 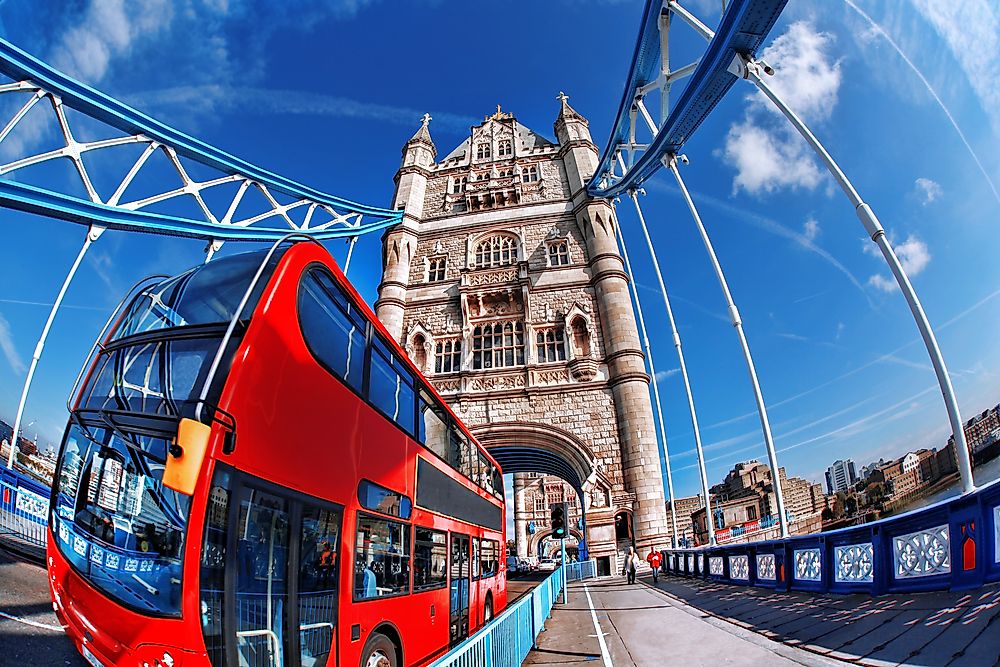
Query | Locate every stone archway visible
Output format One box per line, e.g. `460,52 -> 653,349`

529,527 -> 584,559
471,421 -> 616,564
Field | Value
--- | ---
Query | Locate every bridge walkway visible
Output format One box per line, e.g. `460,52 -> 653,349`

525,576 -> 844,667
643,574 -> 999,666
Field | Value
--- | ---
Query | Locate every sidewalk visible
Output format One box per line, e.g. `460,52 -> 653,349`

525,576 -> 846,666
648,574 -> 1000,666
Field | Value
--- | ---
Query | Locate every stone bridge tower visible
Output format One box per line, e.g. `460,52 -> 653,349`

375,98 -> 669,567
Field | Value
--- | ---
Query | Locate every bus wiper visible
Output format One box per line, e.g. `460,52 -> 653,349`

130,573 -> 159,596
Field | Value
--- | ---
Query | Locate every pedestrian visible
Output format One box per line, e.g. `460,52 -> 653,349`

624,546 -> 639,584
646,547 -> 661,584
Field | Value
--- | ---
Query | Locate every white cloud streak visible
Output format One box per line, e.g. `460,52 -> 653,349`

655,368 -> 680,382
0,312 -> 26,374
803,217 -> 820,242
842,0 -> 1000,205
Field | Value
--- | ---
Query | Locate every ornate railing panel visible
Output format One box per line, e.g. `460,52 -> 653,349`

729,555 -> 749,581
756,554 -> 775,581
793,548 -> 822,582
893,525 -> 950,580
834,543 -> 874,584
661,477 -> 1000,597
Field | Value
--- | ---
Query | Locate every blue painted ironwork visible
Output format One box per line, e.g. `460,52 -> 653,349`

429,563 -> 597,667
0,466 -> 49,556
0,38 -> 402,241
588,0 -> 788,198
663,476 -> 1000,596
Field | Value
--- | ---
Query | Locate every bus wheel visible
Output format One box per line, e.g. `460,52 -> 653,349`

361,632 -> 397,667
484,596 -> 493,623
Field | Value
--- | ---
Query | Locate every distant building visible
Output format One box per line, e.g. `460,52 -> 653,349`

860,459 -> 887,480
691,461 -> 823,544
948,404 -> 1000,464
663,494 -> 704,547
824,459 -> 857,494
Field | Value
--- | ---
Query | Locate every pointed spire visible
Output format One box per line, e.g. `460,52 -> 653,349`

555,91 -> 586,124
408,112 -> 435,146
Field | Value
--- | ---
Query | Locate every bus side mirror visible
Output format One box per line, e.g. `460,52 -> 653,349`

163,418 -> 211,495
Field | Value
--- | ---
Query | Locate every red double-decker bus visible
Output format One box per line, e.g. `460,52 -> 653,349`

48,239 -> 507,667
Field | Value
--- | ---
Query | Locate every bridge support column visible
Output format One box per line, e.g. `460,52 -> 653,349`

626,192 -> 716,545
662,162 -> 790,538
8,224 -> 104,469
732,54 -> 975,495
611,200 -> 680,547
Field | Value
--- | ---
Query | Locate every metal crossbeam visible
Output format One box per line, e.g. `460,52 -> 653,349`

0,39 -> 402,242
588,0 -> 787,198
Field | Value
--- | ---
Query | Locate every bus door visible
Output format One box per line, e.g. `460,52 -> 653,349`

201,470 -> 342,667
449,534 -> 470,645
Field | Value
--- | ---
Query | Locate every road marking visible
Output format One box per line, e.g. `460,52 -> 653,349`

584,584 -> 614,667
0,609 -> 63,632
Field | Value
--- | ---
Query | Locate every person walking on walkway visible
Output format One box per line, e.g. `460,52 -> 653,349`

646,547 -> 662,584
624,546 -> 639,584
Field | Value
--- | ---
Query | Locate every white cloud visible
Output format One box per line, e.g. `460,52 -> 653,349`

915,177 -> 942,205
868,235 -> 931,292
0,312 -> 26,375
654,368 -> 680,383
720,22 -> 841,196
803,217 -> 820,242
911,0 -> 1000,136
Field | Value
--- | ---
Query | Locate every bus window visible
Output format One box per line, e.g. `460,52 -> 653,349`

358,480 -> 412,519
299,270 -> 366,393
477,451 -> 495,497
480,540 -> 498,578
235,490 -> 290,667
471,538 -> 481,580
417,392 -> 449,461
297,504 -> 342,667
200,468 -> 233,666
369,337 -> 416,435
448,426 -> 477,480
413,528 -> 447,592
354,514 -> 410,600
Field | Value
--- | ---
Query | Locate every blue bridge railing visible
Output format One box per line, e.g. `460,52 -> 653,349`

0,466 -> 49,556
430,560 -> 597,667
663,477 -> 1000,596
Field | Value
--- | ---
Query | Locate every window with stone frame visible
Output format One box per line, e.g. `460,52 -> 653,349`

497,140 -> 512,157
546,240 -> 570,267
522,165 -> 539,182
533,496 -> 545,513
426,256 -> 447,282
472,321 -> 524,369
474,234 -> 519,267
746,505 -> 757,521
535,327 -> 566,363
434,339 -> 462,374
476,143 -> 491,160
452,176 -> 467,193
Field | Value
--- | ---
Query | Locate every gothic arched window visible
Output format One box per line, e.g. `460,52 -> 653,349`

474,234 -> 519,268
472,321 -> 524,369
452,176 -> 467,193
498,140 -> 512,157
426,256 -> 447,282
522,165 -> 539,182
476,143 -> 491,160
547,240 -> 570,266
536,327 -> 566,363
434,339 -> 462,373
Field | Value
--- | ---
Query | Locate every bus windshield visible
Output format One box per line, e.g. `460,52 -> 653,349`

53,248 -> 284,616
52,420 -> 191,616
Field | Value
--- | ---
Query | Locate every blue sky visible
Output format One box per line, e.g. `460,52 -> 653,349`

0,0 -> 997,502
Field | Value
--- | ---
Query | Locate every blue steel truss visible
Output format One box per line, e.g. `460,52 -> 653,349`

0,39 -> 402,241
588,0 -> 788,199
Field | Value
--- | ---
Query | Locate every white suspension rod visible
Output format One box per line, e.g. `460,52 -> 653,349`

667,158 -> 789,538
738,56 -> 975,495
343,236 -> 358,275
8,225 -> 104,469
611,200 -> 679,546
628,190 -> 716,546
